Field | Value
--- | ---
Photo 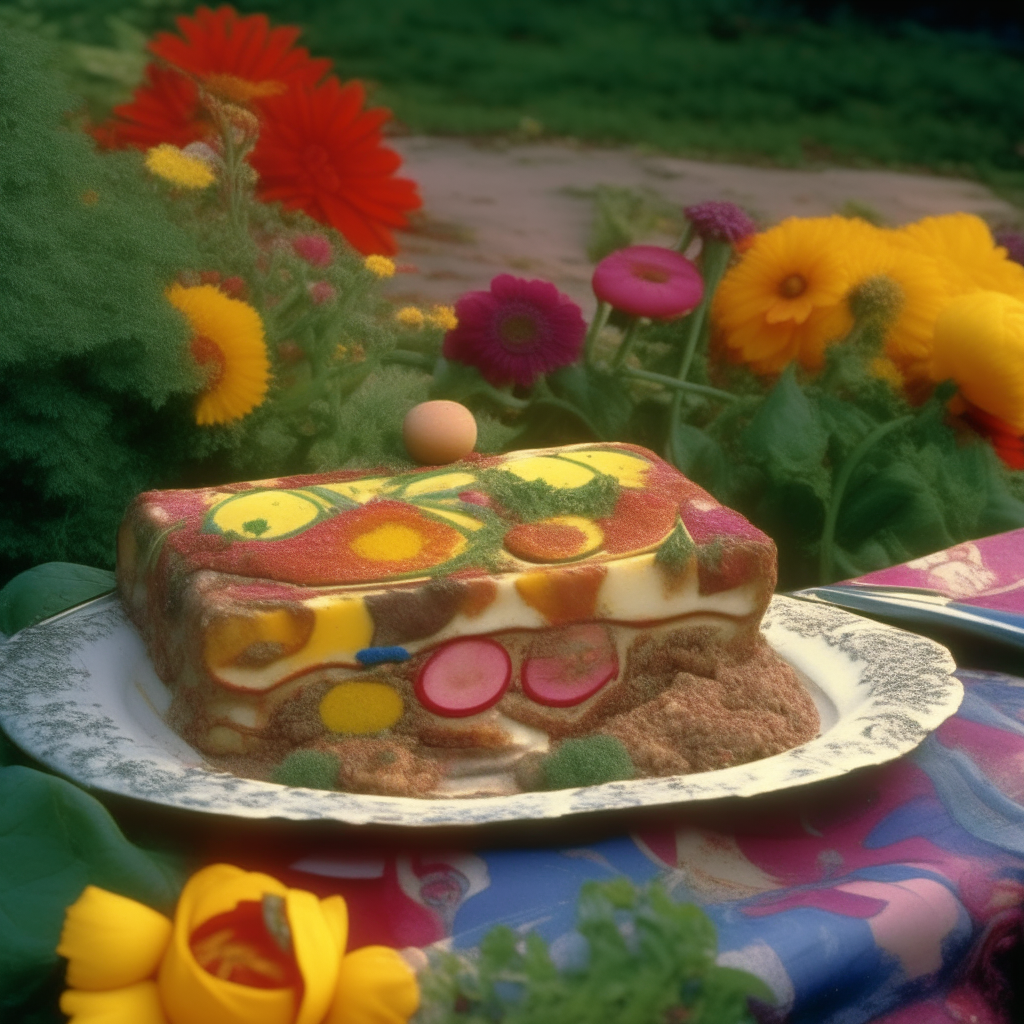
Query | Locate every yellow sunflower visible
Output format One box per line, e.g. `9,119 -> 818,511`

168,284 -> 271,426
898,213 -> 1024,300
713,216 -> 861,373
842,226 -> 952,384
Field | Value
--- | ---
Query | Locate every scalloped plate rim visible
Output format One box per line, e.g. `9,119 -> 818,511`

0,593 -> 962,827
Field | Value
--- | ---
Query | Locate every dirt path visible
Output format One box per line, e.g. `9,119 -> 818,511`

385,136 -> 1019,313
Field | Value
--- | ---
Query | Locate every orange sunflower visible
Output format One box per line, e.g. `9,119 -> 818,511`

713,216 -> 858,373
251,78 -> 422,256
899,213 -> 1024,299
92,6 -> 329,150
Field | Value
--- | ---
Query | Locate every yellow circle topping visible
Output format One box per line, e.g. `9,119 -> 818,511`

499,455 -> 594,488
560,449 -> 650,488
210,490 -> 322,539
350,523 -> 426,561
320,682 -> 404,734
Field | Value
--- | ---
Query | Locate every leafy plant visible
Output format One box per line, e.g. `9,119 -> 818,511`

415,879 -> 772,1024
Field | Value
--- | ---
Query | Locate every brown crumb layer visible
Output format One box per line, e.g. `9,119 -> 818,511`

603,632 -> 818,776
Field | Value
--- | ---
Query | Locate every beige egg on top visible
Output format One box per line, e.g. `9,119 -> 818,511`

402,400 -> 478,465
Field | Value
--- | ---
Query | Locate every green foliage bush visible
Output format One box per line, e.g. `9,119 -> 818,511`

0,27 -> 201,584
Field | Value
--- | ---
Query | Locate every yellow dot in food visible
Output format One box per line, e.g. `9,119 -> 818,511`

350,523 -> 425,561
499,455 -> 594,488
211,490 -> 321,539
320,682 -> 404,735
560,449 -> 650,488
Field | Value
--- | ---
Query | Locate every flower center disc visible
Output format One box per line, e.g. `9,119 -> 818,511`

191,335 -> 227,389
498,313 -> 538,350
779,273 -> 807,299
631,263 -> 672,284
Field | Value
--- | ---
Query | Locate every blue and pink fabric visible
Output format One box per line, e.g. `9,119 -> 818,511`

227,528 -> 1024,1024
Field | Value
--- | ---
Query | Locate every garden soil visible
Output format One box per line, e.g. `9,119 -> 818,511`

384,135 -> 1020,313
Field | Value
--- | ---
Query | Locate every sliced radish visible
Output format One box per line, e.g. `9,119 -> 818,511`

415,638 -> 512,717
521,624 -> 618,707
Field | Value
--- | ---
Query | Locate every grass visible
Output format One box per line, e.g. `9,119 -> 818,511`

4,0 -> 1024,204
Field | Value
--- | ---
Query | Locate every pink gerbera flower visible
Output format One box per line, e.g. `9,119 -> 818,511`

592,245 -> 704,319
443,274 -> 586,387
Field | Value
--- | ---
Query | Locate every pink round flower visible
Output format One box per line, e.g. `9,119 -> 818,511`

443,274 -> 586,387
292,233 -> 333,267
592,246 -> 703,319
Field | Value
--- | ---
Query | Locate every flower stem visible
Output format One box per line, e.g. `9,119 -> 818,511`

673,221 -> 696,254
583,300 -> 611,365
676,240 -> 733,384
818,415 -> 913,584
610,317 -> 643,370
665,239 -> 735,469
383,349 -> 435,370
622,367 -> 737,401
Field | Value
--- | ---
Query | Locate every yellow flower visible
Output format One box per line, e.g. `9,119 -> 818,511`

364,255 -> 396,278
713,216 -> 858,373
395,306 -> 425,328
898,213 -> 1024,299
932,291 -> 1024,433
168,283 -> 271,426
145,145 -> 217,189
842,226 -> 952,384
327,947 -> 420,1024
426,305 -> 458,331
58,864 -> 420,1024
58,887 -> 172,990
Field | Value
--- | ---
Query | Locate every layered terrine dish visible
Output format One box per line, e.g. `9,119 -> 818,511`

117,442 -> 818,797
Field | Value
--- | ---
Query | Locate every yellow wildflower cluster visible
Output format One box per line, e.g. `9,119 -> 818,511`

712,213 -> 1024,428
145,145 -> 217,189
394,305 -> 458,330
364,255 -> 396,278
57,864 -> 419,1024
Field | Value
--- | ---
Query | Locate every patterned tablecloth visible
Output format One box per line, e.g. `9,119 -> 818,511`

2,530 -> 1023,1023
213,528 -> 1024,1024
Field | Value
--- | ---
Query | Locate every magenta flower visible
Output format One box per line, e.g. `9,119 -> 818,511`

292,233 -> 333,267
443,275 -> 586,387
683,201 -> 756,244
592,245 -> 703,319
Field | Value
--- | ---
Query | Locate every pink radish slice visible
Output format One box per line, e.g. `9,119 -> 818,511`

522,624 -> 618,707
416,638 -> 512,717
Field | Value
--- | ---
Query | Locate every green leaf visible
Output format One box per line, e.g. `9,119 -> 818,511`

0,563 -> 116,636
705,965 -> 776,1005
545,364 -> 633,440
739,366 -> 830,497
0,766 -> 186,1017
669,421 -> 730,494
429,358 -> 494,403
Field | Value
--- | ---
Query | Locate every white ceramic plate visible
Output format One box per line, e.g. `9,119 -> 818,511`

0,594 -> 961,827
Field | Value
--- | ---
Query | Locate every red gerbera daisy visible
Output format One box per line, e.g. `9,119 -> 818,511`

150,6 -> 330,101
93,63 -> 209,151
251,78 -> 422,256
92,5 -> 329,150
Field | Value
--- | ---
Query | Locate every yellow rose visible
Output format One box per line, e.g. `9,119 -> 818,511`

931,291 -> 1024,433
58,864 -> 419,1024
